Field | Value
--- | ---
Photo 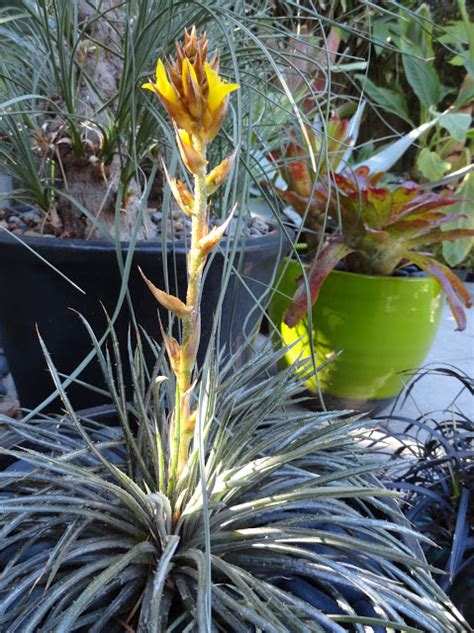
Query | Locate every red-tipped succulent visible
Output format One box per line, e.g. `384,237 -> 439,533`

283,167 -> 474,331
268,117 -> 350,247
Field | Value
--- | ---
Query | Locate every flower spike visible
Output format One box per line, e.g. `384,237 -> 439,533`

142,28 -> 239,484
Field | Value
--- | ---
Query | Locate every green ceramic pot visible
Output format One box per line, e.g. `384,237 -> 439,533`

269,258 -> 445,411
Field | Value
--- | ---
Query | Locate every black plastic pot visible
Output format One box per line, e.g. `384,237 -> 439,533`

0,229 -> 290,411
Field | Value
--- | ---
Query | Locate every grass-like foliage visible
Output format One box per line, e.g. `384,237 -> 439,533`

379,366 -> 474,623
0,328 -> 468,632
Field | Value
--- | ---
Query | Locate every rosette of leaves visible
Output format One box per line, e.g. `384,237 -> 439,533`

0,331 -> 469,632
282,168 -> 474,331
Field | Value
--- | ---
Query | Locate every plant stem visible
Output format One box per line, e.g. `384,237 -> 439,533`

172,138 -> 208,481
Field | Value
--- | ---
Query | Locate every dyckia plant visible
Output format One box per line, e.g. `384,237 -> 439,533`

282,168 -> 474,331
141,28 -> 238,487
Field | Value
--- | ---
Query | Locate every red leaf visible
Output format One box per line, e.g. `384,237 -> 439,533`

408,228 -> 474,248
284,239 -> 355,327
406,251 -> 472,331
389,215 -> 461,238
286,160 -> 313,197
272,187 -> 328,217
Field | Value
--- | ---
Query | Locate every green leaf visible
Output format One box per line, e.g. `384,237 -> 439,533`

416,148 -> 451,180
355,75 -> 412,123
442,172 -> 474,266
438,20 -> 474,47
401,45 -> 441,108
438,112 -> 472,143
399,3 -> 434,58
449,54 -> 467,66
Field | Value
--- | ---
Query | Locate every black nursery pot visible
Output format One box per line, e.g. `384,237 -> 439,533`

0,228 -> 290,411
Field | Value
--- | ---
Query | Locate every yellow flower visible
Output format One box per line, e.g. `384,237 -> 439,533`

204,62 -> 239,114
142,28 -> 239,145
142,59 -> 194,133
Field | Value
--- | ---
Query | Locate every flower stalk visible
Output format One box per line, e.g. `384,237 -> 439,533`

142,28 -> 239,490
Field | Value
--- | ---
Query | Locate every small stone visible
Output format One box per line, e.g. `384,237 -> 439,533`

8,215 -> 21,224
21,210 -> 41,226
0,383 -> 7,397
174,221 -> 184,231
0,398 -> 19,417
151,211 -> 162,223
12,227 -> 26,235
393,269 -> 409,277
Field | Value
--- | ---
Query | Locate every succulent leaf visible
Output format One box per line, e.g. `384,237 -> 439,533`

276,166 -> 472,328
407,251 -> 472,331
284,239 -> 355,327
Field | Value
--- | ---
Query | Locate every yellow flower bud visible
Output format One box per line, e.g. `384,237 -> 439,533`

175,128 -> 207,175
161,160 -> 195,216
206,149 -> 237,194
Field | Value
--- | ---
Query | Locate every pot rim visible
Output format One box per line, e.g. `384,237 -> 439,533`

283,256 -> 436,284
0,223 -> 290,254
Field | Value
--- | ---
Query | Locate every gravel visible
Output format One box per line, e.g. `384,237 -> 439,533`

149,208 -> 273,241
1,205 -> 273,241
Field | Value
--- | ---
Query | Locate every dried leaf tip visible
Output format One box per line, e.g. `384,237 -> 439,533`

138,267 -> 192,319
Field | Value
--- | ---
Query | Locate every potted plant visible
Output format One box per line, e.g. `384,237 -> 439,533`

268,152 -> 474,410
0,29 -> 470,632
377,367 -> 474,626
0,30 -> 467,623
0,1 -> 291,412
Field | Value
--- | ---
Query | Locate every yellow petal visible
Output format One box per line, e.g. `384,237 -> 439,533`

141,82 -> 157,92
182,58 -> 199,97
179,129 -> 191,146
155,58 -> 179,105
204,62 -> 239,113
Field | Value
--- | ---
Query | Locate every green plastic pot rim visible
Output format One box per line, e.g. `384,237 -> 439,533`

282,256 -> 434,284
